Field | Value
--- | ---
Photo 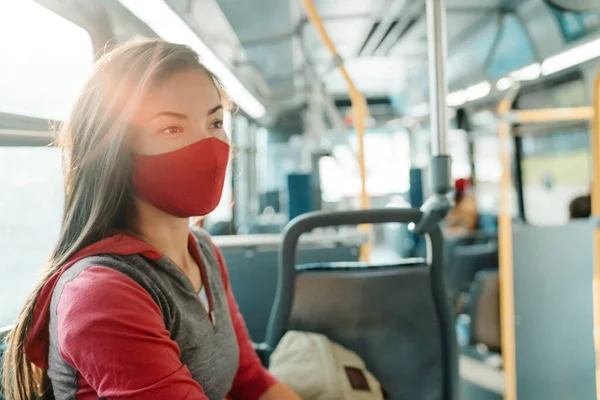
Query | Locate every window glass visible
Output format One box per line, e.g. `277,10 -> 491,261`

0,0 -> 93,120
448,129 -> 471,179
471,108 -> 518,217
0,147 -> 63,327
521,129 -> 590,225
320,130 -> 410,200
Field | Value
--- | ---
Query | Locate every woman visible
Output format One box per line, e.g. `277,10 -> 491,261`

2,40 -> 299,400
445,178 -> 478,234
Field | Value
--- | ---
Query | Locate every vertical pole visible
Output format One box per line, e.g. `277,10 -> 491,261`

513,135 -> 527,222
498,99 -> 518,400
414,0 -> 453,236
233,115 -> 250,230
426,0 -> 449,156
247,123 -> 259,219
592,72 -> 600,400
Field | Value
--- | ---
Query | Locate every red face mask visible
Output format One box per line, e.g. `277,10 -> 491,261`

133,137 -> 229,218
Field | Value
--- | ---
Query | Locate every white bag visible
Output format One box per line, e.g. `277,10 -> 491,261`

269,331 -> 385,400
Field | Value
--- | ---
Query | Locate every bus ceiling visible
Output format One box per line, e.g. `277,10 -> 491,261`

5,0 -> 600,127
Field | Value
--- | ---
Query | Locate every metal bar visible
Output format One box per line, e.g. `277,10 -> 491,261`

0,129 -> 52,138
507,107 -> 593,124
426,0 -> 449,156
360,0 -> 408,56
375,0 -> 425,56
496,97 -> 518,400
513,135 -> 527,222
413,0 -> 452,239
39,0 -> 117,58
591,68 -> 600,400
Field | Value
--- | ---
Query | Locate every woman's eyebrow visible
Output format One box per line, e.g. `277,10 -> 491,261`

149,111 -> 189,121
208,104 -> 223,116
148,105 -> 222,121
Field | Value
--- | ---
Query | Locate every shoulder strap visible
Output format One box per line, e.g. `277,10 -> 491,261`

189,226 -> 223,279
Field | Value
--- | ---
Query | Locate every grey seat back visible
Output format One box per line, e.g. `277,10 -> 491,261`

266,209 -> 458,400
224,245 -> 360,342
446,242 -> 498,301
289,264 -> 442,400
468,271 -> 501,351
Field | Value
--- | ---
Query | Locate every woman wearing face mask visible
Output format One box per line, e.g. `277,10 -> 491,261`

2,40 -> 300,400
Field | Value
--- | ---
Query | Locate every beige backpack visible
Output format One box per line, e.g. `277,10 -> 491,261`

269,331 -> 385,400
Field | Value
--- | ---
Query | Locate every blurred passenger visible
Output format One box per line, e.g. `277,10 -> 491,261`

569,194 -> 591,219
2,40 -> 299,400
446,178 -> 479,234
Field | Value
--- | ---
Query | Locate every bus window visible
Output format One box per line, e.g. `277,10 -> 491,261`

0,147 -> 64,327
448,128 -> 471,179
516,78 -> 590,225
520,129 -> 590,225
330,130 -> 411,199
0,1 -> 93,327
0,0 -> 93,120
474,135 -> 504,215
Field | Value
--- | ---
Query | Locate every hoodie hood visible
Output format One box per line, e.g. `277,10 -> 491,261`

25,233 -> 164,369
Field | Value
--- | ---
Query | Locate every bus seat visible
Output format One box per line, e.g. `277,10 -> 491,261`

446,243 -> 498,310
468,271 -> 500,352
287,263 -> 443,400
265,209 -> 458,400
224,245 -> 361,343
443,231 -> 496,272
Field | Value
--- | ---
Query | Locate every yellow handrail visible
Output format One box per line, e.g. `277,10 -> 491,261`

509,107 -> 593,124
300,0 -> 371,260
592,72 -> 600,400
496,98 -> 518,400
497,99 -> 596,400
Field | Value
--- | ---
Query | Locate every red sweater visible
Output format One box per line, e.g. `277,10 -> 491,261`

25,232 -> 278,399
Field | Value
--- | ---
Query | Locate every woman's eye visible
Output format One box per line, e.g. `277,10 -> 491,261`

212,120 -> 224,129
160,126 -> 183,135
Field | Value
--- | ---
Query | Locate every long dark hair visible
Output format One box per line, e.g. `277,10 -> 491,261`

2,39 -> 225,400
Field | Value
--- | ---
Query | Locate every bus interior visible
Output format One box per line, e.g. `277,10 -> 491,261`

2,0 -> 600,399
